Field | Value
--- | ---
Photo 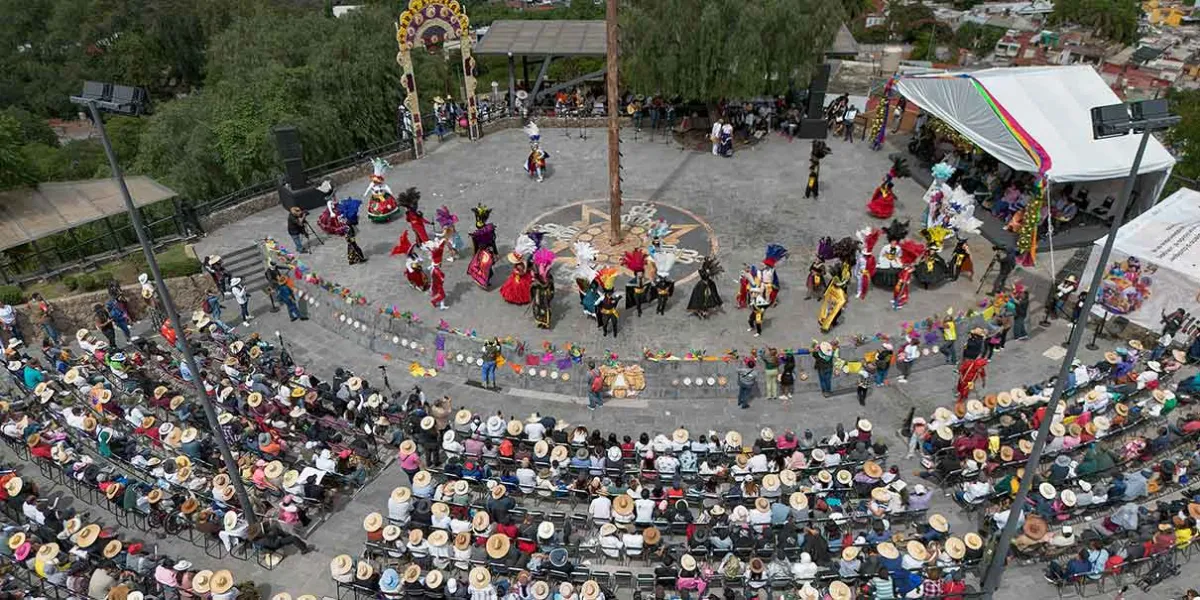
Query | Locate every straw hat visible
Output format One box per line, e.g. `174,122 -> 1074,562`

408,529 -> 424,545
828,581 -> 852,600
192,570 -> 214,593
613,494 -> 634,515
356,561 -> 374,581
146,489 -> 163,504
6,532 -> 24,551
1060,489 -> 1077,507
420,416 -> 436,431
399,440 -> 416,455
581,580 -> 601,600
247,392 -> 263,407
506,419 -> 524,436
472,511 -> 491,533
331,554 -> 354,576
347,377 -> 363,391
936,426 -> 953,441
215,485 -> 234,502
762,473 -> 780,491
103,539 -> 122,559
470,567 -> 491,590
760,427 -> 775,441
1174,349 -> 1187,363
390,487 -> 412,503
945,536 -> 966,559
413,471 -> 432,487
836,469 -> 852,486
643,527 -> 661,545
863,460 -> 882,479
841,546 -> 860,561
181,497 -> 199,515
490,484 -> 506,500
724,430 -> 742,448
779,469 -> 796,486
856,419 -> 872,432
37,542 -> 59,561
537,521 -> 555,539
816,470 -> 832,484
877,541 -> 899,559
906,540 -> 929,561
455,409 -> 472,426
1039,482 -> 1057,500
928,513 -> 949,533
531,581 -> 551,600
1128,339 -> 1144,351
382,525 -> 402,542
551,445 -> 569,463
77,524 -> 101,548
432,502 -> 450,518
403,564 -> 422,584
1049,422 -> 1066,437
485,533 -> 510,559
209,570 -> 234,595
672,428 -> 689,444
223,511 -> 241,531
965,532 -> 984,550
3,477 -> 21,497
428,530 -> 449,548
363,512 -> 383,533
680,554 -> 697,570
1023,515 -> 1048,540
972,448 -> 987,463
1104,351 -> 1119,364
789,492 -> 808,510
871,487 -> 891,503
1018,439 -> 1033,454
1000,446 -> 1014,462
754,497 -> 769,513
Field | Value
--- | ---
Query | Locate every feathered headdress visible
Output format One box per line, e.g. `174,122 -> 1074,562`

397,187 -> 420,211
390,231 -> 414,256
621,249 -> 648,274
597,267 -> 620,291
512,235 -> 537,260
652,252 -> 677,278
699,256 -> 722,277
649,219 -> 670,241
472,203 -> 492,228
533,248 -> 556,278
919,226 -> 954,251
337,198 -> 362,225
884,219 -> 910,243
885,157 -> 911,183
830,237 -> 859,265
763,244 -> 789,268
524,122 -> 540,141
856,227 -> 882,253
931,162 -> 956,182
435,206 -> 457,228
527,230 -> 546,249
898,240 -> 926,266
572,241 -> 597,266
370,157 -> 390,182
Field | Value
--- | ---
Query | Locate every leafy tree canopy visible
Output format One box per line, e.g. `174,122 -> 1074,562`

1164,89 -> 1200,191
1050,0 -> 1140,45
621,0 -> 849,103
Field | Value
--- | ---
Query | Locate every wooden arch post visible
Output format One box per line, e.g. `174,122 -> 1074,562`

396,0 -> 480,159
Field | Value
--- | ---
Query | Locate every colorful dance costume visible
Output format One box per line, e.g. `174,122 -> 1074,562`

365,158 -> 399,223
468,204 -> 498,289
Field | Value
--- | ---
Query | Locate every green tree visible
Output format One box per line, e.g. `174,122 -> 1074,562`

1164,89 -> 1200,191
0,107 -> 58,146
0,114 -> 34,190
953,22 -> 1007,57
622,0 -> 846,103
1050,0 -> 1140,45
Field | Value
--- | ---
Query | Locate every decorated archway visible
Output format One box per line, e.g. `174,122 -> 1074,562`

395,0 -> 480,158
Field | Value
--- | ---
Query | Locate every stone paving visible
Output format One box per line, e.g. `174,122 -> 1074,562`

36,128 -> 1187,599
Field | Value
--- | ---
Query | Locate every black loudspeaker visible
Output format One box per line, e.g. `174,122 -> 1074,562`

274,126 -> 307,190
797,119 -> 828,139
806,63 -> 831,119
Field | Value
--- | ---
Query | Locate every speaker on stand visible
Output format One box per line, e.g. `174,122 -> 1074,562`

273,126 -> 330,211
798,63 -> 831,140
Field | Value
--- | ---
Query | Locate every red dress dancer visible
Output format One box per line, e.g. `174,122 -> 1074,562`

736,266 -> 753,309
430,242 -> 447,310
866,157 -> 911,219
390,231 -> 414,256
405,252 -> 429,292
891,240 -> 923,310
957,331 -> 988,402
397,188 -> 431,243
500,262 -> 533,305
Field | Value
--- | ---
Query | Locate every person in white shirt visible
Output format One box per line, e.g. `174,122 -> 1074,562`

747,452 -> 769,473
443,431 -> 464,457
516,462 -> 537,493
654,454 -> 679,477
633,492 -> 655,525
314,449 -> 338,473
711,119 -> 722,155
958,477 -> 992,504
621,529 -> 644,554
792,552 -> 819,581
1136,362 -> 1160,390
898,340 -> 920,383
230,277 -> 251,326
589,495 -> 612,523
523,420 -> 546,441
598,524 -> 623,559
219,513 -> 249,552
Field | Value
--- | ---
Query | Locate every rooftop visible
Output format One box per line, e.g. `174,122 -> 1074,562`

473,20 -> 605,56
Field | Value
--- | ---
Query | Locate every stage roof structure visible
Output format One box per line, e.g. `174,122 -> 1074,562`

0,176 -> 178,252
895,66 -> 1176,182
474,20 -> 606,56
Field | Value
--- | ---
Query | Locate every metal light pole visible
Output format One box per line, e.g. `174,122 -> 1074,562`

76,96 -> 260,528
605,0 -> 623,244
979,101 -> 1178,597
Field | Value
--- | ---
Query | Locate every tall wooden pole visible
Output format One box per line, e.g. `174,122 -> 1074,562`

606,0 -> 622,244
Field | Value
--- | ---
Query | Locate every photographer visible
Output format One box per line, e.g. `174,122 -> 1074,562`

287,206 -> 310,253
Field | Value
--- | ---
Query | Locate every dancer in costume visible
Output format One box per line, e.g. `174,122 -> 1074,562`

429,241 -> 447,310
736,265 -> 756,309
865,157 -> 911,219
500,235 -> 537,306
956,327 -> 988,403
914,227 -> 952,289
365,158 -> 399,223
688,256 -> 723,319
761,244 -> 787,306
652,252 -> 676,315
805,140 -> 832,199
318,198 -> 348,236
525,142 -> 550,182
805,259 -> 825,300
393,187 -> 430,243
435,206 -> 464,262
854,228 -> 880,300
872,219 -> 909,289
573,242 -> 601,318
647,220 -> 670,258
390,230 -> 414,257
818,260 -> 851,333
346,223 -> 367,265
467,204 -> 498,289
596,268 -> 621,337
892,264 -> 913,309
530,248 -> 556,329
404,249 -> 429,292
622,248 -> 653,317
950,237 -> 974,281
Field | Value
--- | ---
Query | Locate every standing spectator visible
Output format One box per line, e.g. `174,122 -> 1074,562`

856,372 -> 870,406
287,207 -> 310,254
897,338 -> 919,383
737,358 -> 757,409
710,118 -> 722,156
480,338 -> 501,390
874,342 -> 893,386
1012,285 -> 1030,341
0,302 -> 21,344
106,279 -> 133,322
93,303 -> 118,348
940,314 -> 957,365
29,293 -> 60,345
276,281 -> 302,322
779,351 -> 796,400
203,289 -> 233,333
586,361 -> 603,410
842,104 -> 859,142
813,342 -> 835,394
230,278 -> 251,327
762,348 -> 780,400
106,297 -> 132,342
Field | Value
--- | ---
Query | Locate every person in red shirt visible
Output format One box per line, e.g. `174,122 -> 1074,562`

27,434 -> 52,461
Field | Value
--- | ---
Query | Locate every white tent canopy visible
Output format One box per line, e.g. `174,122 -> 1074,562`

1081,187 -> 1200,331
895,66 -> 1176,182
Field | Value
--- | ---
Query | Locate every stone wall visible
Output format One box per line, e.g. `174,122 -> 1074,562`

9,275 -> 213,342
